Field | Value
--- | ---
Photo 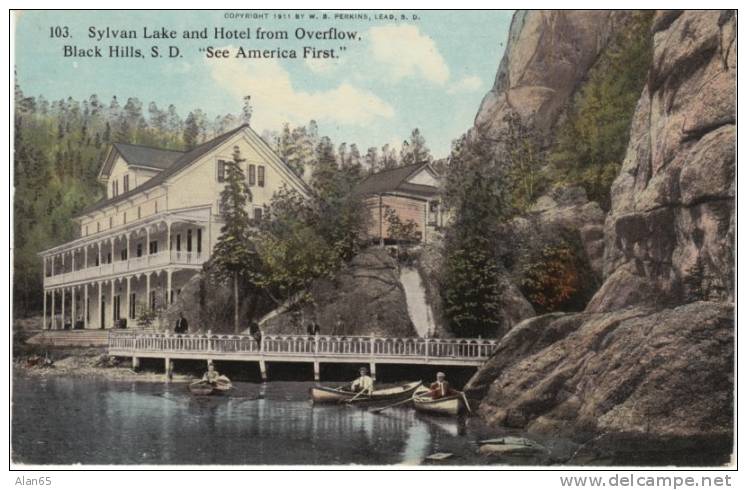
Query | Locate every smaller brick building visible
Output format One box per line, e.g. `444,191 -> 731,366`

354,162 -> 444,244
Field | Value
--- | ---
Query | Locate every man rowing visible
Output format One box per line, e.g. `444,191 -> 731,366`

424,372 -> 457,399
202,361 -> 220,384
350,366 -> 374,395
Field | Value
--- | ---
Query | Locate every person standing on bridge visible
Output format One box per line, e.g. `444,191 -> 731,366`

350,366 -> 374,395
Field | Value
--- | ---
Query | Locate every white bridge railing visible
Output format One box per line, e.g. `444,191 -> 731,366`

108,332 -> 498,361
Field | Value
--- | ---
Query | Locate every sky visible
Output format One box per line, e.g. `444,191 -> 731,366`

13,10 -> 513,158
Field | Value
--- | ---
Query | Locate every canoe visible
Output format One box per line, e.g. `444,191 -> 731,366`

188,380 -> 215,396
310,380 -> 422,404
188,375 -> 233,396
413,393 -> 464,417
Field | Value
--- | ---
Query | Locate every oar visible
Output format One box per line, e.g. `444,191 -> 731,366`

370,396 -> 414,414
460,392 -> 472,414
343,389 -> 369,404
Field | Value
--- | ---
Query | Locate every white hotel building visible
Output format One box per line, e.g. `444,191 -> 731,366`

39,125 -> 310,330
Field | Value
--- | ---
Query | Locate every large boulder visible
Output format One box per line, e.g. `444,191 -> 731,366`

466,301 -> 733,454
262,248 -> 417,337
529,185 -> 606,278
592,10 -> 736,311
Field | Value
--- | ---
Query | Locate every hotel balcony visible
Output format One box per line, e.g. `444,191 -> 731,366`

43,249 -> 208,288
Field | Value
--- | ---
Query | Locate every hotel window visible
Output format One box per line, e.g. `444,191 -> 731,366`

111,180 -> 117,197
253,208 -> 263,222
258,165 -> 265,187
176,233 -> 181,252
248,164 -> 256,185
120,249 -> 127,261
187,229 -> 192,252
136,243 -> 143,257
123,174 -> 130,193
97,222 -> 101,233
137,206 -> 141,219
217,160 -> 227,182
109,217 -> 113,229
150,290 -> 156,311
123,212 -> 127,224
197,229 -> 202,254
149,241 -> 158,255
85,225 -> 89,236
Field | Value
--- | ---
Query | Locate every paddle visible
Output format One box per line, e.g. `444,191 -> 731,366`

343,388 -> 369,404
370,396 -> 414,414
460,392 -> 472,414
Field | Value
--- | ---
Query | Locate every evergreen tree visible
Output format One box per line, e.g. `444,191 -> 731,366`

400,128 -> 432,166
212,145 -> 256,333
183,112 -> 200,150
441,134 -> 511,337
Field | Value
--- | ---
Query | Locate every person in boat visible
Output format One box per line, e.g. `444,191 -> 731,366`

350,366 -> 374,395
174,312 -> 188,334
202,362 -> 220,384
424,372 -> 458,399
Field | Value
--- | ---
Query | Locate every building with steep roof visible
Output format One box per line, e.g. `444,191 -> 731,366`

354,162 -> 445,245
39,124 -> 310,330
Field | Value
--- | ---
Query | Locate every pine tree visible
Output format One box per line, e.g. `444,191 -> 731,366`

212,146 -> 256,333
183,112 -> 200,150
400,128 -> 432,166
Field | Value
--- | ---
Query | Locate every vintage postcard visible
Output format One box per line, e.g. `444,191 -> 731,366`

10,9 -> 736,471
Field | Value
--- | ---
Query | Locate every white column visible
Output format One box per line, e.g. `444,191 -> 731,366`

166,269 -> 172,305
51,290 -> 56,329
84,247 -> 88,269
146,228 -> 151,263
72,249 -> 76,273
167,222 -> 172,260
61,287 -> 66,328
111,279 -> 116,326
97,242 -> 101,268
51,255 -> 55,276
126,276 -> 131,320
43,256 -> 47,282
126,234 -> 131,268
84,284 -> 89,329
97,282 -> 102,329
111,239 -> 115,265
71,286 -> 77,327
146,273 -> 151,311
42,289 -> 47,330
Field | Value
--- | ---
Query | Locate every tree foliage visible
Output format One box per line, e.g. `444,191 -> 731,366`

441,134 -> 512,337
547,11 -> 654,210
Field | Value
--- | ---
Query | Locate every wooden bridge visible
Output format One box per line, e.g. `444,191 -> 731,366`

108,331 -> 499,381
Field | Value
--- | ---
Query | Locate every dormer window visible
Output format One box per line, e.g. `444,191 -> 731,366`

123,174 -> 130,193
111,179 -> 119,197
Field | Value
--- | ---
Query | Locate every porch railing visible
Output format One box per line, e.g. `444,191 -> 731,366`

108,332 -> 499,361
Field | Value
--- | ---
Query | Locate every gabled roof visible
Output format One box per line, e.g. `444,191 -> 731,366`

112,143 -> 185,170
77,125 -> 249,217
354,162 -> 440,197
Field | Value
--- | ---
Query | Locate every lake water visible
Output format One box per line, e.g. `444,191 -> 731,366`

12,374 -> 567,466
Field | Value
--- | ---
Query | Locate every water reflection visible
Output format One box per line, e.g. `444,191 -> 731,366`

15,375 -> 502,465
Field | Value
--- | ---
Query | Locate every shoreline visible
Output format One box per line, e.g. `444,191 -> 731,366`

14,346 -> 193,383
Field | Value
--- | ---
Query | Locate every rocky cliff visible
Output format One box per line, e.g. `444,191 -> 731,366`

474,10 -> 629,139
466,10 -> 735,460
589,10 -> 736,312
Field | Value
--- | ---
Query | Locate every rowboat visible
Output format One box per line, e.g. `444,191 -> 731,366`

413,392 -> 464,417
309,381 -> 422,404
188,375 -> 233,396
